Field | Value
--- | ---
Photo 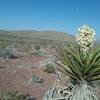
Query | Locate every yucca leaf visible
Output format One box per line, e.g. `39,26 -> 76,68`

87,47 -> 100,68
86,69 -> 100,80
88,76 -> 100,82
55,62 -> 77,80
65,46 -> 84,68
83,48 -> 100,76
56,47 -> 83,81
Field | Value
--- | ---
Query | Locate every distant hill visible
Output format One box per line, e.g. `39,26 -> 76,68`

0,30 -> 75,41
0,30 -> 75,51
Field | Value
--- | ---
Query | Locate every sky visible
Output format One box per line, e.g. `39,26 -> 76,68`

0,0 -> 100,39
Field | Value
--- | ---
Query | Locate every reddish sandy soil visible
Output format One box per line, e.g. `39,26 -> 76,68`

0,55 -> 100,100
0,55 -> 56,100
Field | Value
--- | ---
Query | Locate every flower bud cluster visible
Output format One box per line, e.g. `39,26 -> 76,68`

76,25 -> 95,53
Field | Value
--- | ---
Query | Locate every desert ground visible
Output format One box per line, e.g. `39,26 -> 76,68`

0,48 -> 57,100
0,48 -> 100,100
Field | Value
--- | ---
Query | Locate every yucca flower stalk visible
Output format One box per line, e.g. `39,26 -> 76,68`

76,25 -> 95,54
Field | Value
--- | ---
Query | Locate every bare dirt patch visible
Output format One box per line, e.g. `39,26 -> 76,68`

0,56 -> 56,100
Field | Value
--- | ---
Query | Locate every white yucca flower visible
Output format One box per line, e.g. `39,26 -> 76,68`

76,25 -> 95,54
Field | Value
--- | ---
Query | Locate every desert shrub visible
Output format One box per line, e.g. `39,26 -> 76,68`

43,64 -> 55,73
0,46 -> 18,59
35,45 -> 41,50
31,50 -> 42,56
31,49 -> 47,56
51,45 -> 56,49
0,91 -> 35,100
32,75 -> 43,83
0,42 -> 9,49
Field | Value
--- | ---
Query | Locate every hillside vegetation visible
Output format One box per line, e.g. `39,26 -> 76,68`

0,30 -> 74,41
0,30 -> 75,51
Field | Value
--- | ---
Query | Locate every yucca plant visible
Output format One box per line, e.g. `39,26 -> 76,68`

43,25 -> 100,100
55,45 -> 100,85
